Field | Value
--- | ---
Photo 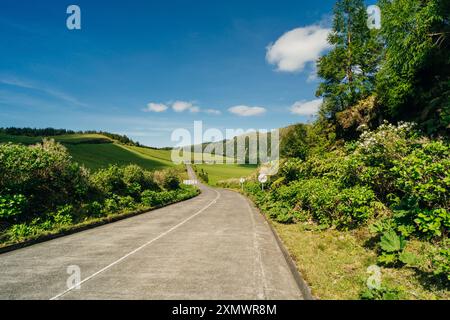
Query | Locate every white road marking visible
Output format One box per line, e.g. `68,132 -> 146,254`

50,188 -> 221,300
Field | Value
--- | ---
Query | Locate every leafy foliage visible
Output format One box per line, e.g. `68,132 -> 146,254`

376,0 -> 450,133
0,140 -> 197,245
360,285 -> 402,300
0,194 -> 26,221
0,139 -> 90,216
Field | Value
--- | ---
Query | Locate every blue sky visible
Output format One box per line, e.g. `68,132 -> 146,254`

0,0 -> 375,147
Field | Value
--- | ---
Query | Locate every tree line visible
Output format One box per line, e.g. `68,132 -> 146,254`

0,127 -> 141,147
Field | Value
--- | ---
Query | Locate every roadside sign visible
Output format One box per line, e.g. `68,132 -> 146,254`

258,174 -> 268,191
258,174 -> 268,184
183,180 -> 198,185
239,177 -> 245,190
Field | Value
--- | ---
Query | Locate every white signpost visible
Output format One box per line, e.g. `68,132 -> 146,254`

258,173 -> 268,191
183,180 -> 198,186
239,177 -> 246,190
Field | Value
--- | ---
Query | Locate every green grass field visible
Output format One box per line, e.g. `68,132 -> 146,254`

194,163 -> 257,186
65,144 -> 174,171
0,133 -> 175,171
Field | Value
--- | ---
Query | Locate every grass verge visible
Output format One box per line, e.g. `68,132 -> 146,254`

240,190 -> 450,300
272,223 -> 449,300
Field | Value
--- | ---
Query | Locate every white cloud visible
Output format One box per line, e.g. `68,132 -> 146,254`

266,25 -> 331,73
205,109 -> 222,115
172,101 -> 198,113
228,105 -> 266,117
189,106 -> 200,113
144,102 -> 168,113
290,99 -> 323,116
144,100 -> 223,115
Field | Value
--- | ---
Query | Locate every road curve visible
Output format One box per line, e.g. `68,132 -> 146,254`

0,166 -> 303,300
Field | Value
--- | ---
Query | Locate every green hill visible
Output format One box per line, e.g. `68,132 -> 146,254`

0,131 -> 258,181
0,133 -> 175,171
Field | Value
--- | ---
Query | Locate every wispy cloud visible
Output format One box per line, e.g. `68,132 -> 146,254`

189,106 -> 200,113
266,25 -> 331,73
290,99 -> 322,116
143,100 -> 222,116
228,105 -> 266,117
205,109 -> 222,115
143,102 -> 168,113
0,77 -> 87,107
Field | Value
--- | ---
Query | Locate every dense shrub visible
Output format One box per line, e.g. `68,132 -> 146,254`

250,178 -> 378,229
90,165 -> 126,196
140,185 -> 197,208
141,190 -> 176,207
349,122 -> 419,198
390,140 -> 449,210
0,140 -> 90,216
0,140 -> 199,245
247,122 -> 450,234
90,165 -> 175,199
163,169 -> 181,190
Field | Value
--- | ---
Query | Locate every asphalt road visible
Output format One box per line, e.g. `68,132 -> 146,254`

0,166 -> 303,300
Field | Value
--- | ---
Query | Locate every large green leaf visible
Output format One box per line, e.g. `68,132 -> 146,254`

399,251 -> 419,266
380,230 -> 406,252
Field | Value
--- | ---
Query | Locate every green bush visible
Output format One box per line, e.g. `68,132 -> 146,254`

90,165 -> 126,196
8,223 -> 37,241
117,196 -> 137,210
123,164 -> 160,195
244,182 -> 267,206
334,186 -> 377,228
51,205 -> 74,226
414,209 -> 449,238
102,197 -> 120,215
0,140 -> 197,245
0,140 -> 90,215
350,122 -> 419,198
263,178 -> 377,229
391,140 -> 449,204
86,201 -> 104,218
0,194 -> 26,221
163,169 -> 181,190
141,190 -> 176,207
280,158 -> 303,183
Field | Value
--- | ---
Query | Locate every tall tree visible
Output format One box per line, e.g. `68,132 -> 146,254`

316,0 -> 382,120
376,0 -> 450,134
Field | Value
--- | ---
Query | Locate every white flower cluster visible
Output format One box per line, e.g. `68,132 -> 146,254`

357,121 -> 417,150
